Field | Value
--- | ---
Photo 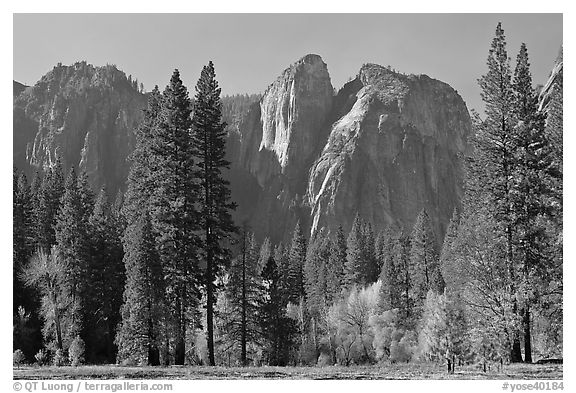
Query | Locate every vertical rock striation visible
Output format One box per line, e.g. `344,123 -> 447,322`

306,64 -> 471,243
230,54 -> 334,242
13,61 -> 146,195
13,56 -> 472,245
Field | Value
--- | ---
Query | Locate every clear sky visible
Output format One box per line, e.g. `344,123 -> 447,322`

13,13 -> 562,113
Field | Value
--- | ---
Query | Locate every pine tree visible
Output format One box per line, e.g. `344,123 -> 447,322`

395,234 -> 414,329
326,226 -> 346,302
378,227 -> 402,312
510,43 -> 561,363
116,213 -> 164,365
123,86 -> 162,226
14,171 -> 34,314
261,254 -> 297,366
150,70 -> 200,365
474,22 -> 522,362
225,231 -> 262,365
286,221 -> 307,305
440,210 -> 464,294
304,228 -> 331,360
409,209 -> 444,307
304,228 -> 331,316
86,188 -> 125,363
344,215 -> 365,287
35,157 -> 65,251
274,243 -> 290,303
55,168 -> 91,345
117,86 -> 166,365
77,171 -> 94,225
191,62 -> 237,366
362,222 -> 380,284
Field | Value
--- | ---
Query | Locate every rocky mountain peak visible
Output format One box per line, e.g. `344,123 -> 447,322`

13,61 -> 147,195
239,54 -> 334,187
306,62 -> 471,241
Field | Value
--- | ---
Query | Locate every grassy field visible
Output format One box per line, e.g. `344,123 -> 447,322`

13,362 -> 562,380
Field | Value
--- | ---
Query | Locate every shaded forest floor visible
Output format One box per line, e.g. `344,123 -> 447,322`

14,362 -> 562,380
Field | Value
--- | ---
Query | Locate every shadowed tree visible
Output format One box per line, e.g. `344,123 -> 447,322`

116,213 -> 164,365
191,61 -> 237,366
409,209 -> 444,307
55,168 -> 91,345
150,70 -> 201,365
225,230 -> 262,365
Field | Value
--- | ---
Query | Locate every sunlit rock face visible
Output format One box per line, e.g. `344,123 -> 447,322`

13,57 -> 471,245
229,54 -> 335,242
13,61 -> 146,195
231,59 -> 470,244
306,64 -> 471,242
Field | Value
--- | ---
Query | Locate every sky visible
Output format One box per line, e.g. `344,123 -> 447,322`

13,13 -> 562,116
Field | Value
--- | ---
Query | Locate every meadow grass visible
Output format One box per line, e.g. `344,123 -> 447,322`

13,362 -> 562,380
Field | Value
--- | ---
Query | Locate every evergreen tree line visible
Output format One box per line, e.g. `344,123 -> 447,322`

13,23 -> 562,371
204,212 -> 451,367
14,61 -> 237,367
187,24 -> 561,369
13,162 -> 125,364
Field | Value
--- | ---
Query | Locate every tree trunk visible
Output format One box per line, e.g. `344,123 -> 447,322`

147,304 -> 160,366
206,241 -> 215,366
447,358 -> 452,374
174,296 -> 185,365
241,234 -> 247,366
524,305 -> 532,363
510,297 -> 523,362
54,305 -> 63,350
162,325 -> 170,366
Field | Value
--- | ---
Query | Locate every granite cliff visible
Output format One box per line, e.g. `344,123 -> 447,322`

229,58 -> 470,243
306,64 -> 471,241
13,56 -> 472,244
13,61 -> 146,195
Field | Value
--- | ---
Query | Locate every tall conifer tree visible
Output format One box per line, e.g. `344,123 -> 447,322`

475,23 -> 523,362
191,61 -> 237,366
225,231 -> 262,365
117,87 -> 166,365
150,70 -> 200,365
55,168 -> 91,345
326,226 -> 346,302
344,215 -> 365,287
409,209 -> 444,306
510,43 -> 561,363
86,188 -> 125,362
36,157 -> 65,251
286,221 -> 307,305
116,213 -> 164,365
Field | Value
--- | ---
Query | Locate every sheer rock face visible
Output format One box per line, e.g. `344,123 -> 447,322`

538,48 -> 563,113
305,64 -> 471,242
231,60 -> 471,243
238,54 -> 334,187
13,57 -> 471,245
228,54 -> 334,241
13,62 -> 146,195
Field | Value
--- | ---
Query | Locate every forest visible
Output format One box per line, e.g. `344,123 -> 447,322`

12,23 -> 562,376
